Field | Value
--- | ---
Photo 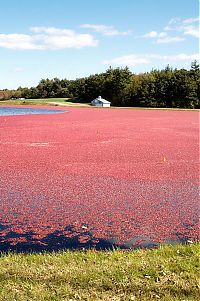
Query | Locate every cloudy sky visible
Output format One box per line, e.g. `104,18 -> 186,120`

0,0 -> 199,89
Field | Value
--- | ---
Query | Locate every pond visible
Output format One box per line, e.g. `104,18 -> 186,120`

0,107 -> 66,116
0,108 -> 198,252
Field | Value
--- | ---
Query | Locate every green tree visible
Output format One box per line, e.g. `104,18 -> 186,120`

103,67 -> 132,105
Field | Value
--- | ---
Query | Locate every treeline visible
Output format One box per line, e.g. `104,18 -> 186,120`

1,61 -> 199,108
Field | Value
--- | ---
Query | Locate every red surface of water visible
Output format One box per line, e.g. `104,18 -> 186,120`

0,107 -> 199,251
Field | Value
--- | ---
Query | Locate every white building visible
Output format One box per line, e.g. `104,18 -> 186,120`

91,96 -> 111,107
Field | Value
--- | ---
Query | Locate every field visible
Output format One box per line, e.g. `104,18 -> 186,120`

0,98 -> 198,110
0,106 -> 199,251
0,98 -> 90,107
0,243 -> 199,301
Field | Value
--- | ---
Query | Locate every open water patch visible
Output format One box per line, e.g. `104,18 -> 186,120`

0,107 -> 66,116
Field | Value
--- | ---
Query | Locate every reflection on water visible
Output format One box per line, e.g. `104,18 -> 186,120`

0,107 -> 66,116
0,176 -> 198,253
0,222 -> 198,253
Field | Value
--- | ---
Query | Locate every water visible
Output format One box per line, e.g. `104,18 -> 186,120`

0,177 -> 198,252
0,107 -> 66,116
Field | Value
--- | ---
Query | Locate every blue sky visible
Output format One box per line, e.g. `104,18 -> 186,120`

0,0 -> 199,89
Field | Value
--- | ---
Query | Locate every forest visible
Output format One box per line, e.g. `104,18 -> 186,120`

0,61 -> 199,108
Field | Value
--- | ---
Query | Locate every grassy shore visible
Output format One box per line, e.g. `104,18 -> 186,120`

0,243 -> 199,301
0,98 -> 199,111
0,98 -> 90,107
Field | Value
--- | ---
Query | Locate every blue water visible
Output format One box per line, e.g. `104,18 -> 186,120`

0,107 -> 66,116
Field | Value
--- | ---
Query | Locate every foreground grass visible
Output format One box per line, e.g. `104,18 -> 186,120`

0,243 -> 199,301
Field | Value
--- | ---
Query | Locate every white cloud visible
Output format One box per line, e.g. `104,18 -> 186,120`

0,34 -> 43,50
14,67 -> 26,72
150,53 -> 199,62
166,17 -> 182,28
164,17 -> 181,30
164,25 -> 173,31
168,17 -> 181,25
183,17 -> 200,24
142,16 -> 199,44
142,29 -> 184,44
102,53 -> 199,67
143,31 -> 158,38
102,54 -> 150,66
164,17 -> 199,38
80,24 -> 130,36
159,32 -> 168,38
30,27 -> 75,35
183,25 -> 199,38
167,53 -> 199,61
39,28 -> 98,49
143,31 -> 167,38
0,27 -> 98,50
156,36 -> 185,44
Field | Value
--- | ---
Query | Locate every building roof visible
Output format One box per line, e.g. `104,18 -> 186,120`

92,96 -> 111,104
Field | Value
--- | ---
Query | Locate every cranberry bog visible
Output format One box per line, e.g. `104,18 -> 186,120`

0,106 -> 199,252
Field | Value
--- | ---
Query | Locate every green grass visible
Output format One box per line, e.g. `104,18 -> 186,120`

0,98 -> 199,110
0,243 -> 199,301
0,98 -> 91,107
